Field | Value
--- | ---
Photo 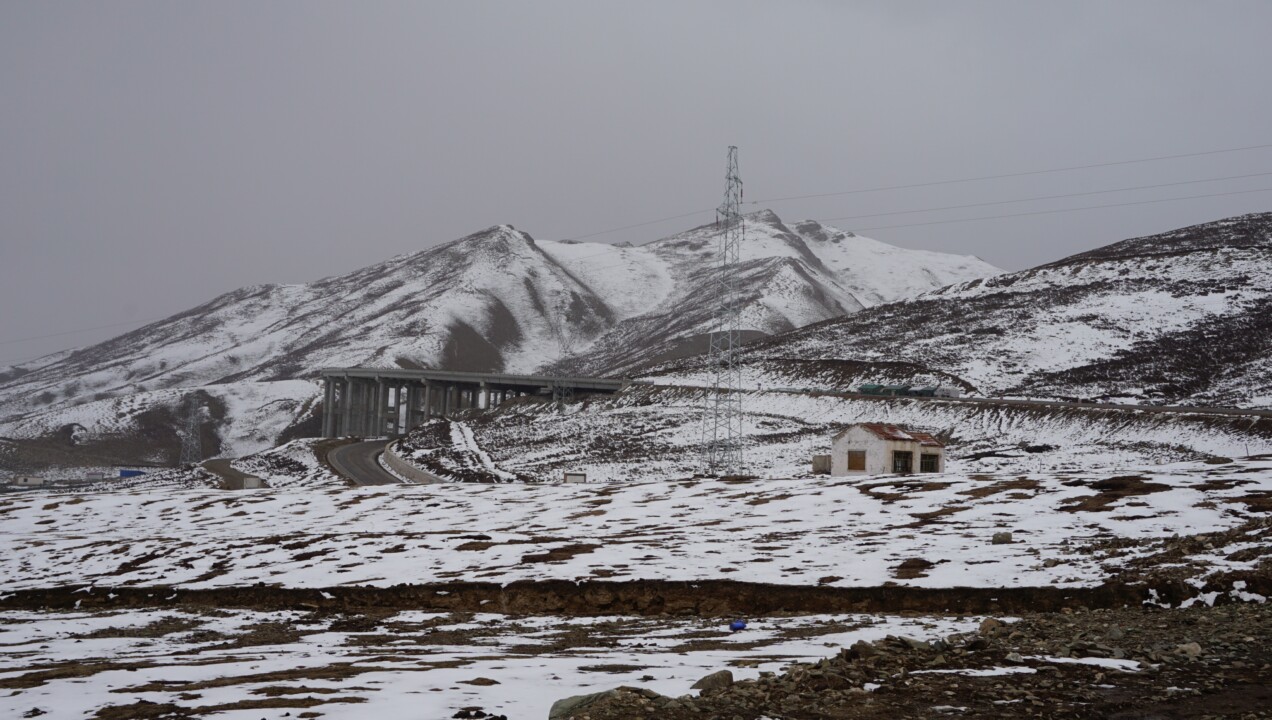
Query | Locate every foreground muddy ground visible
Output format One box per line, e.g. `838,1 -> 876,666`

2,458 -> 1268,717
574,602 -> 1272,720
0,605 -> 975,719
1,600 -> 1269,719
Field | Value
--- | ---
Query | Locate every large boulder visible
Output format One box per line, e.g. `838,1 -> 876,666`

548,687 -> 668,720
690,669 -> 734,692
548,690 -> 615,720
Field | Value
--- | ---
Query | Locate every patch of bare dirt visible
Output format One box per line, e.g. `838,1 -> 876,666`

891,557 -> 939,579
904,505 -> 968,527
521,543 -> 602,564
78,616 -> 199,639
1062,475 -> 1171,512
1230,491 -> 1272,513
0,661 -> 162,690
93,695 -> 365,719
959,477 -> 1041,499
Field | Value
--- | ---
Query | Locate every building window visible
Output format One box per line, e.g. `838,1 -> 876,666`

847,450 -> 866,471
920,453 -> 940,473
892,451 -> 913,474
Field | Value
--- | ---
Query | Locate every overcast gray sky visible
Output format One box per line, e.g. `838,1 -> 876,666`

3,1 -> 1271,364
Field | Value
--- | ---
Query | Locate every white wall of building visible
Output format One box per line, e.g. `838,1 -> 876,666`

830,426 -> 945,476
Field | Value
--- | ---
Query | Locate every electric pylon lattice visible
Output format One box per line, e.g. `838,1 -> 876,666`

702,146 -> 745,475
180,394 -> 202,467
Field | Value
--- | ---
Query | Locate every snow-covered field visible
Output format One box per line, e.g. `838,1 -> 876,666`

2,458 -> 1268,591
0,607 -> 978,720
427,385 -> 1272,486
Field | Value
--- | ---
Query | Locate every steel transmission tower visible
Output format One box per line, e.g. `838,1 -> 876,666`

702,146 -> 745,474
179,395 -> 203,467
551,294 -> 575,411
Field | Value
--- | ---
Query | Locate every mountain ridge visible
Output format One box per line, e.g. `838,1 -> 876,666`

0,210 -> 997,461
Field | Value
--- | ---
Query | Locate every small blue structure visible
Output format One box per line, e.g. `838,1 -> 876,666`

729,620 -> 747,632
119,469 -> 145,478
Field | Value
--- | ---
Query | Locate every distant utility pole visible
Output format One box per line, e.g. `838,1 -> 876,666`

702,146 -> 745,475
551,293 -> 575,411
179,394 -> 202,467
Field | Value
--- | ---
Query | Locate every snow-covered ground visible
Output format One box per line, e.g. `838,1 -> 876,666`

432,385 -> 1272,486
228,438 -> 345,488
0,608 -> 978,720
1,458 -> 1268,591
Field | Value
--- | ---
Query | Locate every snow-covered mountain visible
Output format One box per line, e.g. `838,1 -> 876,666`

717,212 -> 1272,408
547,210 -> 999,375
0,210 -> 996,463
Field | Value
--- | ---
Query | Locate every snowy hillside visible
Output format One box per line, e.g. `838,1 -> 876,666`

702,212 -> 1272,409
395,385 -> 1272,486
547,210 -> 999,375
0,212 -> 995,460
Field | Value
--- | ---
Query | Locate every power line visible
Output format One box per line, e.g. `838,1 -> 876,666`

0,317 -> 163,348
544,140 -> 1272,245
5,143 -> 1271,362
818,170 -> 1272,223
0,317 -> 165,368
179,394 -> 203,467
847,186 -> 1272,233
534,177 -> 1272,280
749,142 -> 1272,206
559,208 -> 715,242
703,146 -> 746,476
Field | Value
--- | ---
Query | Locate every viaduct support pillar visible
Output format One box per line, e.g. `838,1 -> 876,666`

422,382 -> 433,420
348,381 -> 358,437
340,377 -> 353,437
321,378 -> 335,438
392,384 -> 403,435
375,380 -> 388,437
331,378 -> 341,437
357,379 -> 371,436
361,378 -> 375,436
404,384 -> 417,433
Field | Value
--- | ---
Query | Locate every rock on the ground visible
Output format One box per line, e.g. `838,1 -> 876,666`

549,689 -> 616,720
691,669 -> 734,691
549,687 -> 667,720
1175,641 -> 1202,659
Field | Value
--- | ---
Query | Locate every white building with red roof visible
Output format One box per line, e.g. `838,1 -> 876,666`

830,423 -> 946,476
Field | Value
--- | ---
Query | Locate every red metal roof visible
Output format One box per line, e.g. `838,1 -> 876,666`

858,423 -> 944,447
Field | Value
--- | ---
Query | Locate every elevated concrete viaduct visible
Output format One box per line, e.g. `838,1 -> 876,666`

319,368 -> 638,438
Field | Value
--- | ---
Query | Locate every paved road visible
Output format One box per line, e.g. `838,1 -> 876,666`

327,440 -> 402,486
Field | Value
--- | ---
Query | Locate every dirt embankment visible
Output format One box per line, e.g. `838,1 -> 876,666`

571,602 -> 1272,720
3,576 -> 1267,616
